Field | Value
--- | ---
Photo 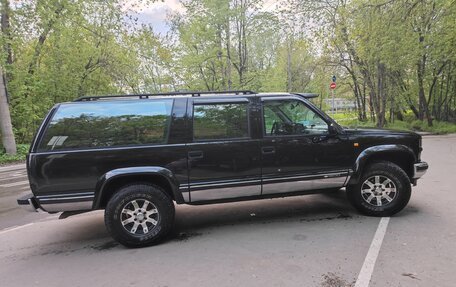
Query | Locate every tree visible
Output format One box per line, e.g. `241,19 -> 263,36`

0,0 -> 16,154
0,67 -> 16,153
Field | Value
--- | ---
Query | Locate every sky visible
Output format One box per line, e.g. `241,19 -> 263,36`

126,0 -> 281,34
126,0 -> 184,34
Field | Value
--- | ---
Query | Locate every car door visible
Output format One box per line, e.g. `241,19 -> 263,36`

260,96 -> 352,195
187,97 -> 261,202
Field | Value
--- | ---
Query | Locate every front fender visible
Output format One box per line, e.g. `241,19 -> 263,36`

93,166 -> 183,208
349,144 -> 416,184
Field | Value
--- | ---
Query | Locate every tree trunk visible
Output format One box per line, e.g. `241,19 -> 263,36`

225,5 -> 232,91
286,38 -> 292,92
0,68 -> 16,154
417,59 -> 433,126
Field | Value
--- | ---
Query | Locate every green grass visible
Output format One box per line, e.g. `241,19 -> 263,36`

333,112 -> 456,134
0,144 -> 29,165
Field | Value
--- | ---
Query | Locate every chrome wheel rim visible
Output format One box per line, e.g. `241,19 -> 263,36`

121,199 -> 159,235
361,175 -> 397,207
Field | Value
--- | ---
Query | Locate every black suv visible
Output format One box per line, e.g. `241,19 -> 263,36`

18,90 -> 428,247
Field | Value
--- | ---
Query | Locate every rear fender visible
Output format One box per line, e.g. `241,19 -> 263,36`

93,166 -> 183,209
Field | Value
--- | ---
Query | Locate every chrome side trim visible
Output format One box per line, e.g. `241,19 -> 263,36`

191,184 -> 261,202
41,201 -> 93,212
190,179 -> 261,189
36,192 -> 94,199
36,193 -> 94,212
33,143 -> 187,155
38,195 -> 94,202
189,171 -> 349,201
413,162 -> 428,179
262,176 -> 347,195
262,171 -> 348,183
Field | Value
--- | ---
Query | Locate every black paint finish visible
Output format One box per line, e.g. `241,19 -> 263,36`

24,94 -> 426,212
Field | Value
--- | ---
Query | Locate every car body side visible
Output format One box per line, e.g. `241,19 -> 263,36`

22,94 -> 426,213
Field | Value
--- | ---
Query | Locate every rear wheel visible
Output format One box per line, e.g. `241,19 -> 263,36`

347,161 -> 411,216
104,183 -> 175,247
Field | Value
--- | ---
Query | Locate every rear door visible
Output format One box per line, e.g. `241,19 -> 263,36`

187,97 -> 261,202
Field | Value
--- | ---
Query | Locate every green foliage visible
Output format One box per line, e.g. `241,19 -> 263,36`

1,0 -> 456,148
0,144 -> 29,164
335,113 -> 456,134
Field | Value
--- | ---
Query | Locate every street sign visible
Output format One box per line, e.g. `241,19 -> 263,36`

332,75 -> 336,82
330,82 -> 336,89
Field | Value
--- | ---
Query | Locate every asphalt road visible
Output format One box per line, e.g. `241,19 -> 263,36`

0,134 -> 455,287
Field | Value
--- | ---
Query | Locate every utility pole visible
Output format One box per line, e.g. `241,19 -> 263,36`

330,76 -> 336,114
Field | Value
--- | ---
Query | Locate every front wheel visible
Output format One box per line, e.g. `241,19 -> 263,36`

104,183 -> 175,247
346,161 -> 411,217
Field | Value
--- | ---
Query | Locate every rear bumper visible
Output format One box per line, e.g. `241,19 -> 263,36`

17,194 -> 40,212
413,161 -> 429,179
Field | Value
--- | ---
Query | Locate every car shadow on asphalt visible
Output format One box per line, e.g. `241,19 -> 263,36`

31,191 -> 421,252
32,192 -> 354,251
172,191 -> 358,235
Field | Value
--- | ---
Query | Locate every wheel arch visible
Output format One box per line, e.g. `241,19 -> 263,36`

349,144 -> 416,185
93,167 -> 184,209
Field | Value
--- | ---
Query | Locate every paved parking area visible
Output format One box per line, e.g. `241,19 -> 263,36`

0,135 -> 455,287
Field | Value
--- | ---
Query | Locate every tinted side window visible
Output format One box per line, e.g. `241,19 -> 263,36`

38,100 -> 173,151
263,99 -> 328,136
193,103 -> 249,140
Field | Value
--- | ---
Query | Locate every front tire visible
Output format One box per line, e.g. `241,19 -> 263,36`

347,161 -> 411,217
104,183 -> 175,247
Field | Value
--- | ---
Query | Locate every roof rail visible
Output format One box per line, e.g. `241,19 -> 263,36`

74,90 -> 256,102
293,93 -> 319,99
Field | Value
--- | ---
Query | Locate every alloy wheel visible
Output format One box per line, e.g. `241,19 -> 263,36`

361,175 -> 397,207
120,199 -> 159,235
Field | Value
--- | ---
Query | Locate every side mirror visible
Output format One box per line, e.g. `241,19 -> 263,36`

328,124 -> 338,135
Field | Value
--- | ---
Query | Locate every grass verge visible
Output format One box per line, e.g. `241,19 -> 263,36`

333,113 -> 456,134
0,144 -> 29,165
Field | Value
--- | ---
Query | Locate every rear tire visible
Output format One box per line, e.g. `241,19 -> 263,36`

347,161 -> 411,217
104,183 -> 175,247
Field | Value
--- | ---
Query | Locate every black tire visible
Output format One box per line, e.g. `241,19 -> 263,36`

346,161 -> 411,217
104,183 -> 175,248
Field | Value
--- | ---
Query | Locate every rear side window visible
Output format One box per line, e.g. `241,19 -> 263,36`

193,103 -> 249,140
38,100 -> 173,151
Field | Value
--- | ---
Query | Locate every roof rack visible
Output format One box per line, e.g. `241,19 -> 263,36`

293,93 -> 319,99
74,90 -> 256,102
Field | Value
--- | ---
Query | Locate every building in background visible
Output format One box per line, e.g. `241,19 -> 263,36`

324,98 -> 356,112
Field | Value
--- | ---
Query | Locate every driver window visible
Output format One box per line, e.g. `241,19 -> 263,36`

263,99 -> 329,136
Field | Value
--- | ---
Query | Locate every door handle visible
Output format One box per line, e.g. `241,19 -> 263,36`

262,146 -> 275,155
188,150 -> 204,159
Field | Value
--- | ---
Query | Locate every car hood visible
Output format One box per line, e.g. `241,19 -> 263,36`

343,128 -> 420,138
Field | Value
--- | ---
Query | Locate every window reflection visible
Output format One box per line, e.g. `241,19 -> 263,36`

193,103 -> 249,140
263,100 -> 328,136
38,100 -> 173,151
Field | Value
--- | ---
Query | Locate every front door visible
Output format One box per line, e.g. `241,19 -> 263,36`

260,97 -> 352,194
187,98 -> 261,202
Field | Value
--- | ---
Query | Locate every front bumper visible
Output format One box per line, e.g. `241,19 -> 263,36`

413,161 -> 429,179
17,194 -> 40,212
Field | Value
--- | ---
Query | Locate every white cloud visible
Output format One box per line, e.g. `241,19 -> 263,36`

125,0 -> 184,34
